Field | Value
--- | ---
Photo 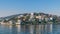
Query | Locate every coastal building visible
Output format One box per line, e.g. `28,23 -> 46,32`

16,19 -> 21,25
45,17 -> 49,22
9,20 -> 16,25
39,16 -> 42,22
30,13 -> 34,19
35,15 -> 42,22
0,20 -> 5,24
36,16 -> 39,19
39,16 -> 41,19
50,17 -> 53,20
29,13 -> 34,21
19,15 -> 24,17
41,15 -> 45,20
16,15 -> 22,25
9,20 -> 13,24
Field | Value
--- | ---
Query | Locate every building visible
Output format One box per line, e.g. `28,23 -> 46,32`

30,13 -> 34,19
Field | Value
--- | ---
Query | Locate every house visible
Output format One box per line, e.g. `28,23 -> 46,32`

50,17 -> 53,20
30,13 -> 34,19
45,17 -> 49,22
9,20 -> 13,24
9,20 -> 16,25
16,19 -> 21,25
0,20 -> 5,24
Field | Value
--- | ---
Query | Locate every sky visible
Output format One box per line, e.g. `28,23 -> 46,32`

0,0 -> 60,17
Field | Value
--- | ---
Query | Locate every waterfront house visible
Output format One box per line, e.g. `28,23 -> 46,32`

39,16 -> 42,22
0,20 -> 4,24
16,16 -> 22,25
9,20 -> 16,25
30,13 -> 34,19
45,17 -> 49,22
16,19 -> 21,25
9,20 -> 13,24
50,17 -> 53,20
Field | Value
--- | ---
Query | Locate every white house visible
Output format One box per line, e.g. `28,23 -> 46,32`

9,20 -> 13,24
0,20 -> 5,24
16,16 -> 22,25
16,19 -> 21,25
30,13 -> 34,19
50,17 -> 53,20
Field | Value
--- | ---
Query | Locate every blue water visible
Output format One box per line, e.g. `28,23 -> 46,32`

0,24 -> 59,34
53,24 -> 60,34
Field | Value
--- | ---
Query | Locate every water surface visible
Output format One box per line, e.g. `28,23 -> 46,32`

0,24 -> 60,34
